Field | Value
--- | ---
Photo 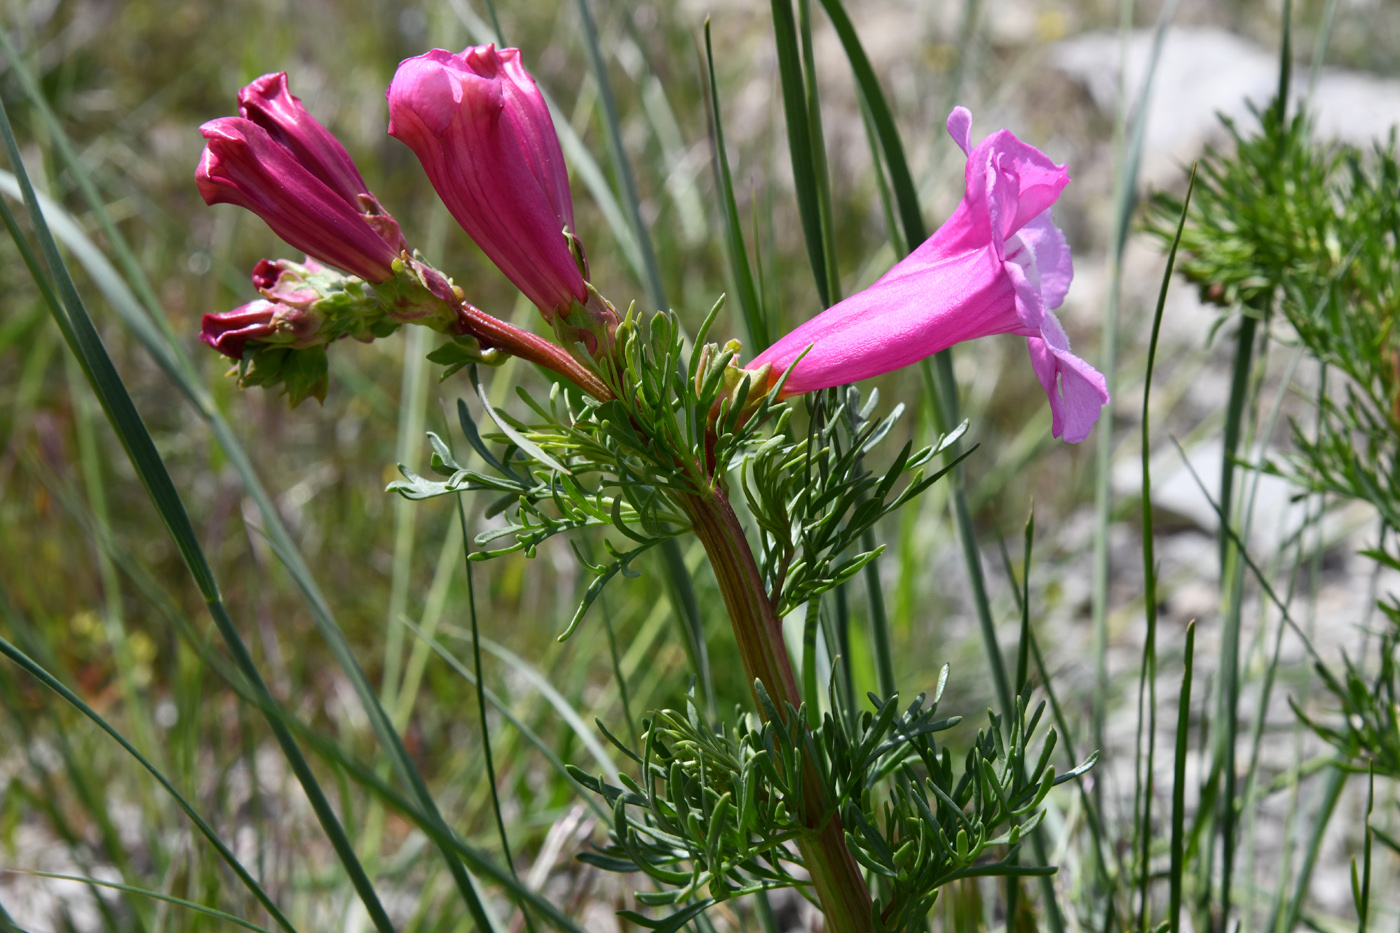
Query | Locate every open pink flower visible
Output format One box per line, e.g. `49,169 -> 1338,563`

751,107 -> 1109,443
386,44 -> 587,319
197,74 -> 405,283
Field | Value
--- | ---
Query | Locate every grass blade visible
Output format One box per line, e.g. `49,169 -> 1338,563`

402,618 -> 611,824
861,524 -> 895,700
458,496 -> 535,931
658,537 -> 716,711
782,0 -> 907,709
702,20 -> 768,351
1306,0 -> 1341,101
1092,0 -> 1180,796
456,630 -> 620,777
3,872 -> 274,933
1280,766 -> 1346,933
814,0 -> 926,246
769,0 -> 831,307
1136,164 -> 1196,931
1356,765 -> 1373,931
1015,511 -> 1034,693
380,325 -> 433,711
573,0 -> 666,315
796,0 -> 840,305
1217,10 -> 1295,911
1170,621 -> 1196,933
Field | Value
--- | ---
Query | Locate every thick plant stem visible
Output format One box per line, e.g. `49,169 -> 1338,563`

678,487 -> 875,933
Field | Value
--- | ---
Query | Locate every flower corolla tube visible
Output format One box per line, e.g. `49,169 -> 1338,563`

386,44 -> 588,319
751,107 -> 1110,443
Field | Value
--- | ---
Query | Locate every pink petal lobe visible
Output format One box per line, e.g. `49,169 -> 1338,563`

237,73 -> 370,208
1005,209 -> 1072,310
1027,336 -> 1109,443
963,130 -> 1070,240
947,106 -> 973,155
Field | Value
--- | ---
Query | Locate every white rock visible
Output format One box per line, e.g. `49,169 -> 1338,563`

1112,437 -> 1377,558
1051,26 -> 1400,185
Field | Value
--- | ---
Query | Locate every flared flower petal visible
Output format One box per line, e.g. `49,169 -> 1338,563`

751,107 -> 1109,442
236,73 -> 373,210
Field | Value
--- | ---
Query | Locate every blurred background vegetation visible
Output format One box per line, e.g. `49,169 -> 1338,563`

2,0 -> 1399,928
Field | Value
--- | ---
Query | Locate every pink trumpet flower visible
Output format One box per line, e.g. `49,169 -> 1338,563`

197,74 -> 406,283
751,107 -> 1109,443
386,44 -> 588,319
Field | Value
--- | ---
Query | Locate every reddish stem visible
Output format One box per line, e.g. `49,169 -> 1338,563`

455,304 -> 613,401
677,487 -> 875,933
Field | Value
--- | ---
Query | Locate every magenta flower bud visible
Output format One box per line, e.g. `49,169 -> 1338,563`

751,107 -> 1110,443
203,256 -> 397,362
200,299 -> 320,359
250,259 -> 281,293
197,74 -> 406,283
386,44 -> 588,319
252,256 -> 327,304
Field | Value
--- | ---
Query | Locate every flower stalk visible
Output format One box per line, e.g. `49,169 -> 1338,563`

453,301 -> 612,401
677,486 -> 875,933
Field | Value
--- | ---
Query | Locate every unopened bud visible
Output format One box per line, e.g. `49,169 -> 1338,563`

694,337 -> 771,430
203,257 -> 391,368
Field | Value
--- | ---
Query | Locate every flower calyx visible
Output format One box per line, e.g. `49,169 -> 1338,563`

372,252 -> 472,334
551,280 -> 621,365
